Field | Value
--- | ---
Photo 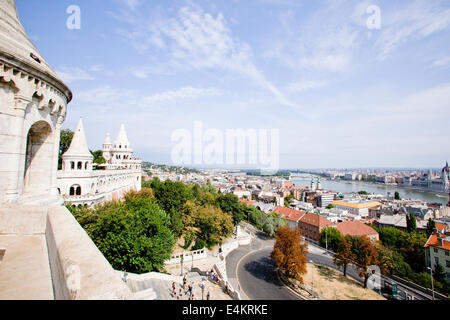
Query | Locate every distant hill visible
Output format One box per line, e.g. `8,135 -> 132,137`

142,162 -> 201,175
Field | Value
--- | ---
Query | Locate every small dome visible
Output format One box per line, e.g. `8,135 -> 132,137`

0,0 -> 72,102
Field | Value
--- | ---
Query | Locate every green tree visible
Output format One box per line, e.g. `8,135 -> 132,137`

197,205 -> 234,248
394,192 -> 401,200
94,197 -> 175,274
319,227 -> 343,252
245,205 -> 263,229
434,263 -> 447,284
216,193 -> 245,226
90,149 -> 106,165
262,214 -> 287,237
152,179 -> 194,216
406,213 -> 417,233
58,129 -> 74,169
426,218 -> 436,237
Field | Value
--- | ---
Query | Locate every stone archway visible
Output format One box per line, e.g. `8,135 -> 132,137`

23,121 -> 54,194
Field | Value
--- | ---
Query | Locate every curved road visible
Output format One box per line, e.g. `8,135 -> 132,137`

226,226 -> 430,301
236,248 -> 300,300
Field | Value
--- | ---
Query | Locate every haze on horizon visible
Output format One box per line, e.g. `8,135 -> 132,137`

16,0 -> 450,169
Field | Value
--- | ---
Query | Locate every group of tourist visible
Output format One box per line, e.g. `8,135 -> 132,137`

171,274 -> 211,300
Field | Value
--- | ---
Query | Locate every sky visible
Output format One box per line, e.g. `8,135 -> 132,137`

16,0 -> 450,170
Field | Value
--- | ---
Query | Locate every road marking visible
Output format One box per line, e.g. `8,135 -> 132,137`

235,249 -> 254,300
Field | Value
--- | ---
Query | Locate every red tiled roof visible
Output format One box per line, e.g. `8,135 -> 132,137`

436,223 -> 446,232
425,234 -> 450,250
336,220 -> 378,238
273,206 -> 305,222
299,212 -> 334,228
239,199 -> 255,206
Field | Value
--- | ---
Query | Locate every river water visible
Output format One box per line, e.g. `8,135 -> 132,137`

291,175 -> 449,205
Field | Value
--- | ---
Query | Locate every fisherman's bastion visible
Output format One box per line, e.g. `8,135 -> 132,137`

0,0 -> 139,299
0,0 -> 243,301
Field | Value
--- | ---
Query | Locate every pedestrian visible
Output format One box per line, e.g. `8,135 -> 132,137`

179,288 -> 183,300
191,293 -> 195,300
206,291 -> 210,300
123,270 -> 128,283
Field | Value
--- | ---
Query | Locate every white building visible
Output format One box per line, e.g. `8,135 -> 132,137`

57,119 -> 142,207
0,0 -> 132,300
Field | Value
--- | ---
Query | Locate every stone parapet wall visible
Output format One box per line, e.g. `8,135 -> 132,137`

45,206 -> 133,299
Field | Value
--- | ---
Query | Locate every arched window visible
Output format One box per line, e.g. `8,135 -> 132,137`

78,162 -> 82,170
85,162 -> 89,170
71,162 -> 75,170
70,185 -> 81,196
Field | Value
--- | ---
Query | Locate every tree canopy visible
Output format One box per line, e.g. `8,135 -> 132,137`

58,129 -> 74,169
319,226 -> 343,252
271,226 -> 308,283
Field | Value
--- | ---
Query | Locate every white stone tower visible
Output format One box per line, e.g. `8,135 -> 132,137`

111,124 -> 133,166
311,177 -> 316,191
102,133 -> 113,162
0,0 -> 72,204
62,118 -> 93,172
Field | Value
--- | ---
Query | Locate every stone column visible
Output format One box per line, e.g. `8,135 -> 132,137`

7,94 -> 30,202
50,115 -> 64,197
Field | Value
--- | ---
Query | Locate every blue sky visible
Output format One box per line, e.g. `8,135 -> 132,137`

16,0 -> 450,169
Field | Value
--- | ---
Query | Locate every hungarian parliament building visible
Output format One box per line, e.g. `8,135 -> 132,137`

403,162 -> 450,192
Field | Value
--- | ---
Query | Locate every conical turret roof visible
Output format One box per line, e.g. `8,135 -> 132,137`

63,118 -> 93,159
115,124 -> 130,146
103,133 -> 112,145
0,0 -> 72,102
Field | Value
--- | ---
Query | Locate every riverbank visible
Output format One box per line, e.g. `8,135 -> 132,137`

291,175 -> 449,204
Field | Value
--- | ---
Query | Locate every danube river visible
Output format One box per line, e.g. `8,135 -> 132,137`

291,175 -> 449,205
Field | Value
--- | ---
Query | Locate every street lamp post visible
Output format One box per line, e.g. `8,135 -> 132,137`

201,278 -> 206,300
427,266 -> 435,300
180,252 -> 184,276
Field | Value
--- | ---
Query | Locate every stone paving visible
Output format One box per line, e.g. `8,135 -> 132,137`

0,235 -> 53,300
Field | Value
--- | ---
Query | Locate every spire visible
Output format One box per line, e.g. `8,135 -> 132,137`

115,124 -> 130,147
103,132 -> 112,145
63,118 -> 93,159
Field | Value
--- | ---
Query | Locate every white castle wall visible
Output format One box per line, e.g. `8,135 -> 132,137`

57,169 -> 142,207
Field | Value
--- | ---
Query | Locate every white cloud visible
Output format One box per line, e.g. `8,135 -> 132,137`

374,1 -> 450,60
432,57 -> 450,68
286,80 -> 327,93
114,4 -> 296,109
264,5 -> 360,73
141,86 -> 223,106
56,67 -> 95,83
